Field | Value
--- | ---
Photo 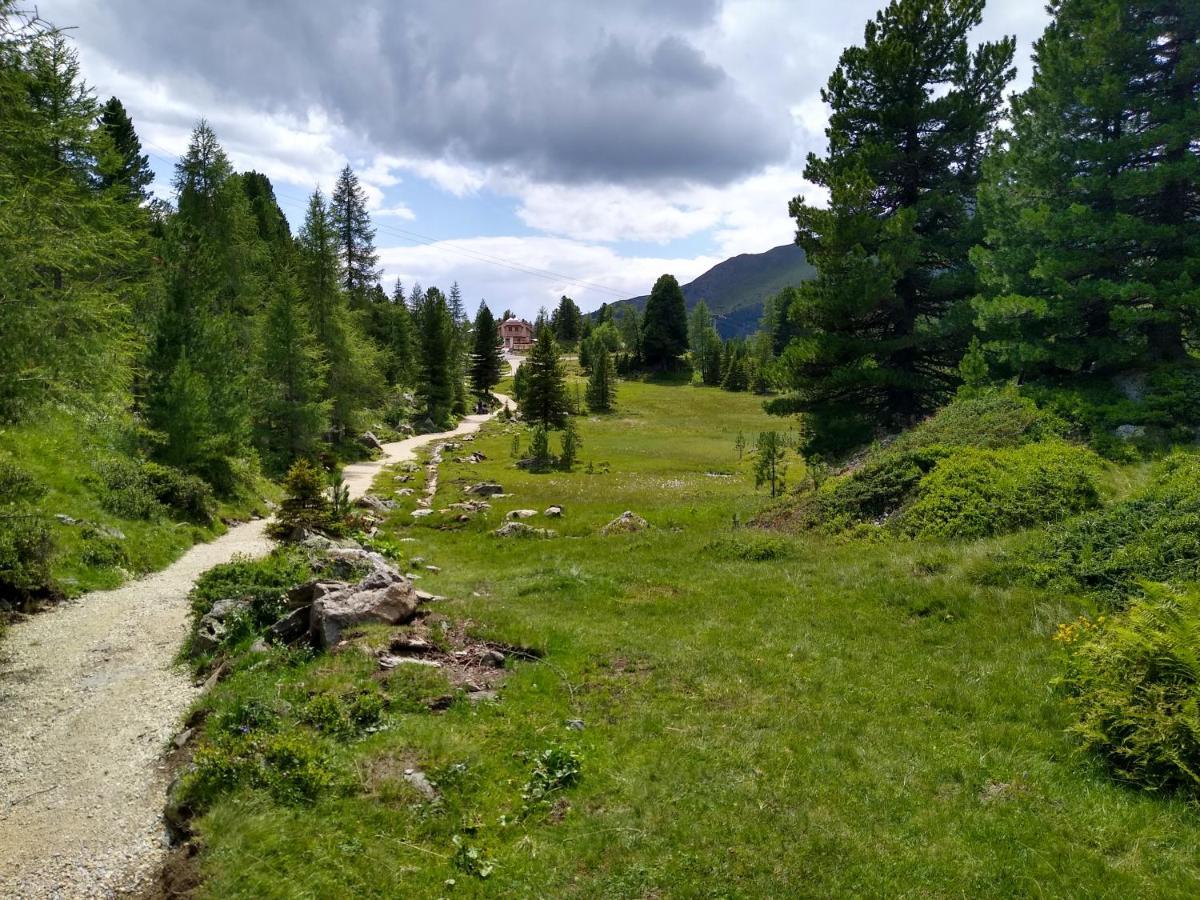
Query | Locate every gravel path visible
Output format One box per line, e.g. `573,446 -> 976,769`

0,396 -> 506,898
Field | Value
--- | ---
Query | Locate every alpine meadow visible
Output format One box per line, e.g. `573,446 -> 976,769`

1,1 -> 1199,897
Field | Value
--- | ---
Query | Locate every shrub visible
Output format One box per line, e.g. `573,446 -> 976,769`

141,461 -> 215,522
895,387 -> 1069,452
1056,585 -> 1200,796
94,457 -> 216,522
898,442 -> 1102,540
0,458 -> 53,604
274,459 -> 331,536
806,446 -> 951,530
181,729 -> 338,809
301,687 -> 387,738
1008,452 -> 1200,604
706,534 -> 797,562
189,548 -> 312,622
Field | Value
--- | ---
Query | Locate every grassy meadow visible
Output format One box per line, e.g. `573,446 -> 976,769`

187,376 -> 1200,898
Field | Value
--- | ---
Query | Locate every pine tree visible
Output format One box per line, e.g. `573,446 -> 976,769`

447,281 -> 469,416
688,301 -> 723,386
585,344 -> 618,412
559,416 -> 581,470
413,286 -> 457,425
469,301 -> 505,400
240,170 -> 290,245
551,295 -> 583,346
521,325 -> 569,429
973,0 -> 1200,378
773,0 -> 1015,453
578,336 -> 593,372
641,274 -> 688,368
96,96 -> 153,202
255,264 -> 330,473
330,164 -> 380,308
754,431 -> 788,497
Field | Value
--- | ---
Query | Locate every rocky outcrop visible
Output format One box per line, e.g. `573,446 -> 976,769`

466,482 -> 505,496
601,510 -> 649,535
359,431 -> 385,452
493,521 -> 557,538
506,509 -> 538,520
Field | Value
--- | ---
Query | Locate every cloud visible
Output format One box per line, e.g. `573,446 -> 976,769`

45,0 -> 789,186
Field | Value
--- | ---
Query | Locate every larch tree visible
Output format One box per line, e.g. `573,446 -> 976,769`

96,96 -> 153,203
330,164 -> 379,308
640,274 -> 688,368
973,0 -> 1200,379
772,0 -> 1015,453
585,344 -> 618,412
688,301 -> 723,386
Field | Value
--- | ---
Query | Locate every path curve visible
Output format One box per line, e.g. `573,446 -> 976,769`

0,396 -> 508,898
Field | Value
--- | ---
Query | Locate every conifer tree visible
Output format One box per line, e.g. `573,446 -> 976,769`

521,325 -> 569,429
551,295 -> 583,346
255,264 -> 330,473
330,164 -> 379,307
240,170 -> 290,245
96,96 -> 153,202
469,301 -> 505,400
688,301 -> 723,386
973,0 -> 1200,378
376,278 -> 416,386
641,274 -> 688,368
773,0 -> 1015,453
447,282 -> 469,415
413,286 -> 457,425
585,344 -> 617,412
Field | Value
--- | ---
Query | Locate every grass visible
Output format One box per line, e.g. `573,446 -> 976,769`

188,377 -> 1200,898
0,409 -> 276,599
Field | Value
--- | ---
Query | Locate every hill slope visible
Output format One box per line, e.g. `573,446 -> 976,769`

609,243 -> 815,338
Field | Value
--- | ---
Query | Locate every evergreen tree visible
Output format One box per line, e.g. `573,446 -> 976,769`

330,164 -> 380,307
773,0 -> 1015,453
254,264 -> 330,473
973,0 -> 1200,378
754,431 -> 788,497
688,301 -> 723,386
617,307 -> 643,362
768,286 -> 803,356
447,281 -> 469,416
641,274 -> 688,368
551,295 -> 583,346
469,301 -> 505,400
240,170 -> 290,245
0,13 -> 137,420
559,416 -> 581,470
374,278 -> 416,386
413,286 -> 456,425
585,344 -> 618,412
521,325 -> 569,429
96,96 -> 153,202
578,336 -> 593,372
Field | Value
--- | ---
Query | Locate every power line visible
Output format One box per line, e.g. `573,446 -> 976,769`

142,143 -> 630,298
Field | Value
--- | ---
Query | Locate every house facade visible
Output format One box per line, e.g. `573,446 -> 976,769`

498,317 -> 535,352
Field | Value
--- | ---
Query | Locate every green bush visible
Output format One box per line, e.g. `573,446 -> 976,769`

0,458 -> 53,604
141,461 -> 215,522
706,534 -> 797,562
898,442 -> 1102,540
301,687 -> 387,738
189,548 -> 312,622
94,457 -> 216,522
1056,585 -> 1200,796
273,459 -> 331,536
811,446 -> 950,529
895,387 -> 1069,452
1008,452 -> 1200,604
181,729 -> 338,809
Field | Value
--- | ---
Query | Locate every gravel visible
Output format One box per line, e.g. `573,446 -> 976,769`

0,396 -> 507,898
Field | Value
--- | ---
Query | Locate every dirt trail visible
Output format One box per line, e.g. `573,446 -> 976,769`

0,393 -> 508,898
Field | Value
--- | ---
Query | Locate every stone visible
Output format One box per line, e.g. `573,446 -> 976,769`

173,728 -> 195,749
356,493 -> 397,512
466,689 -> 498,704
411,508 -> 435,518
379,655 -> 442,670
389,635 -> 432,653
414,590 -> 445,603
191,598 -> 250,656
54,513 -> 79,526
1114,424 -> 1147,440
286,579 -> 348,609
466,482 -> 505,496
601,510 -> 649,535
492,522 -> 557,538
565,719 -> 585,731
359,431 -> 385,452
481,649 -> 506,668
94,524 -> 126,541
248,638 -> 270,654
267,605 -> 311,644
424,565 -> 441,574
311,581 -> 421,649
544,505 -> 564,517
506,509 -> 538,520
403,768 -> 438,800
395,488 -> 415,497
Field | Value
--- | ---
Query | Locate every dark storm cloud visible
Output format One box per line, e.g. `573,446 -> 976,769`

60,0 -> 788,184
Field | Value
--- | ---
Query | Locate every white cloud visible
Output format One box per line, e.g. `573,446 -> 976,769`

374,204 -> 417,221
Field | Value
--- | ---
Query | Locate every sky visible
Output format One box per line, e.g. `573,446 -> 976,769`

44,0 -> 1051,319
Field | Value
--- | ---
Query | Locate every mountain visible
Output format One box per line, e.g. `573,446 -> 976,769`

605,243 -> 816,339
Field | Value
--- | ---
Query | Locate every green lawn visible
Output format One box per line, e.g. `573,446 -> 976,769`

191,378 -> 1200,898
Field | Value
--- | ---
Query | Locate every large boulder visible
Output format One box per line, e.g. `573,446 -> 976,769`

466,482 -> 505,497
309,563 -> 421,648
192,598 -> 250,656
266,605 -> 311,644
359,431 -> 385,452
601,511 -> 649,535
544,505 -> 564,517
506,509 -> 538,520
356,493 -> 397,512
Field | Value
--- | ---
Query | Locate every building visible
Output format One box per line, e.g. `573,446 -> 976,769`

498,317 -> 535,352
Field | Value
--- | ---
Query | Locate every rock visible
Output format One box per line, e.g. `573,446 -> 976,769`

356,493 -> 398,512
466,689 -> 498,703
395,488 -> 415,497
544,505 -> 564,517
173,728 -> 195,749
248,638 -> 270,654
163,775 -> 193,844
414,590 -> 445,603
411,508 -> 435,518
267,605 -> 311,644
379,655 -> 442,669
359,431 -> 385,452
410,556 -> 426,565
94,524 -> 126,541
1114,423 -> 1147,440
403,768 -> 438,800
311,580 -> 421,649
424,565 -> 441,574
565,719 -> 585,731
506,509 -> 538,520
389,635 -> 432,653
466,482 -> 505,496
481,649 -> 506,668
54,513 -> 79,526
286,579 -> 348,609
492,522 -> 557,538
601,510 -> 649,535
191,598 -> 250,656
